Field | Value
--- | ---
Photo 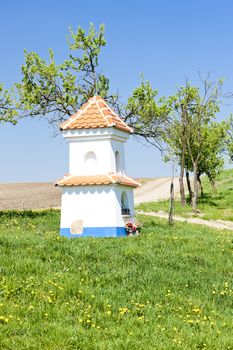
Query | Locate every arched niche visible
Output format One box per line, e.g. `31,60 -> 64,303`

115,151 -> 120,173
121,191 -> 130,215
84,151 -> 97,173
84,151 -> 97,163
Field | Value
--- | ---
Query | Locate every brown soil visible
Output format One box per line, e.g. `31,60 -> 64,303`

0,183 -> 61,210
0,177 -> 182,211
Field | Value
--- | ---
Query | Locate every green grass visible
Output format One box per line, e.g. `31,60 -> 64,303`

137,168 -> 233,221
0,210 -> 233,349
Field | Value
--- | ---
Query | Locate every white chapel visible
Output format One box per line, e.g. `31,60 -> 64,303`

55,95 -> 140,238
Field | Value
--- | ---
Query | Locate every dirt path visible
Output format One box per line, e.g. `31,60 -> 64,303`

134,177 -> 181,204
137,210 -> 233,231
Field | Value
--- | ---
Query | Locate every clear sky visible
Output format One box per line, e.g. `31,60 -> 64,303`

0,0 -> 233,182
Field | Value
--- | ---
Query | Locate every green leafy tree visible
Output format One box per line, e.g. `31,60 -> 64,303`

125,79 -> 172,151
165,83 -> 199,206
185,79 -> 223,211
186,122 -> 226,196
125,78 -> 225,212
15,23 -> 117,125
0,84 -> 17,124
165,78 -> 224,212
225,114 -> 233,162
4,23 -> 172,160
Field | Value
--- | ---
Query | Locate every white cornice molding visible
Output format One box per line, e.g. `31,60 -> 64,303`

62,127 -> 130,143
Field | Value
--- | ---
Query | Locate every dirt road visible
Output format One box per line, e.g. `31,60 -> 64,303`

0,177 -> 178,210
134,177 -> 180,204
137,210 -> 233,231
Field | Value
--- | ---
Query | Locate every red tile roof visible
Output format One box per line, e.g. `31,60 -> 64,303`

60,96 -> 133,133
55,173 -> 140,188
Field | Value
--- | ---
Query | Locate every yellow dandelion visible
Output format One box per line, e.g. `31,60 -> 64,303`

192,307 -> 201,314
0,316 -> 9,323
187,320 -> 194,324
137,316 -> 144,321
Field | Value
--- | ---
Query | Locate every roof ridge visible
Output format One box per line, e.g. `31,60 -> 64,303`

96,97 -> 111,126
106,173 -> 115,183
97,97 -> 121,126
60,95 -> 133,133
99,98 -> 127,125
118,173 -> 141,187
105,101 -> 134,133
61,97 -> 96,129
55,173 -> 72,185
99,96 -> 119,118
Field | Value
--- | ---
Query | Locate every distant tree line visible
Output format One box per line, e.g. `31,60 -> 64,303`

1,23 -> 233,212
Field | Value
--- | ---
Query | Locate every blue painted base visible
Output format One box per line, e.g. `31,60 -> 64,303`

60,226 -> 127,238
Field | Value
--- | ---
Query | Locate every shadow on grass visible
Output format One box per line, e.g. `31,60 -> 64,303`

0,209 -> 59,219
197,193 -> 225,207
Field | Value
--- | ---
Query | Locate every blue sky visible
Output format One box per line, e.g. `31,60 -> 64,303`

0,0 -> 233,182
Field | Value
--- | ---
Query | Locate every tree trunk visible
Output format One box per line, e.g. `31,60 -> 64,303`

207,173 -> 217,193
186,170 -> 193,204
192,162 -> 199,213
168,180 -> 174,225
211,180 -> 217,192
179,141 -> 186,206
197,173 -> 203,197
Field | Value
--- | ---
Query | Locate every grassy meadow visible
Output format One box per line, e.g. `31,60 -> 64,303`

0,210 -> 233,349
137,169 -> 233,221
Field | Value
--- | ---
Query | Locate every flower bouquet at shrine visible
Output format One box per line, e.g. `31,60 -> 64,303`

125,221 -> 141,236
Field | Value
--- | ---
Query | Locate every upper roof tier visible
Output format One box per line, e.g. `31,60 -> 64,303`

60,95 -> 133,133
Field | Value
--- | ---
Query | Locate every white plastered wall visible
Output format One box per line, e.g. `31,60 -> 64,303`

69,138 -> 112,175
60,184 -> 135,229
110,140 -> 126,175
62,128 -> 129,176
